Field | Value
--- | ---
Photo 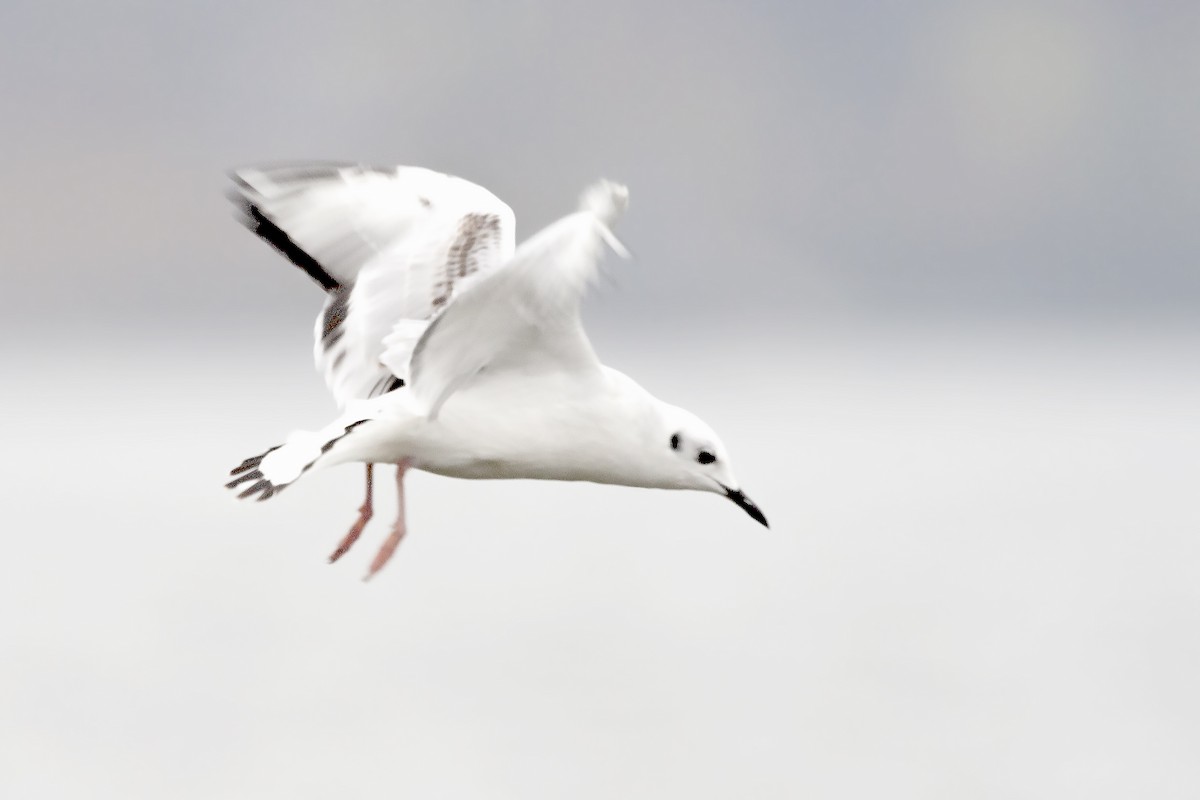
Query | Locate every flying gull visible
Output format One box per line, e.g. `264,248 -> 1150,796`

226,163 -> 768,579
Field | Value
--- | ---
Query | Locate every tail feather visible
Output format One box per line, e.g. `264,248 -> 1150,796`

226,419 -> 370,501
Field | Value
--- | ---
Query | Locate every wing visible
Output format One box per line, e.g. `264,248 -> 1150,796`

231,163 -> 516,406
406,180 -> 629,418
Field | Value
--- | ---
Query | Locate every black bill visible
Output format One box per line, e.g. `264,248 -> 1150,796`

725,487 -> 769,528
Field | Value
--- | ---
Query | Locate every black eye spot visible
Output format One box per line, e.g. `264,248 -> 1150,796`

670,433 -> 680,451
697,450 -> 716,465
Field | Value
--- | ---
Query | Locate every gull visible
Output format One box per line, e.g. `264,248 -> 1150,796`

226,163 -> 768,579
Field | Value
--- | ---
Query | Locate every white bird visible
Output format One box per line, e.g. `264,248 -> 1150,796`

226,163 -> 767,579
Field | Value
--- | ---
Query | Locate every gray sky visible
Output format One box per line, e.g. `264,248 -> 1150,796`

3,5 -> 1199,796
1,1 -> 1197,341
4,331 -> 1199,798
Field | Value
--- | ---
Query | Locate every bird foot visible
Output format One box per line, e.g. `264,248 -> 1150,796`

329,503 -> 373,563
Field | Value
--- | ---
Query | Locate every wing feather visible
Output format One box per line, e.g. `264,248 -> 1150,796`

407,180 -> 628,418
230,163 -> 515,408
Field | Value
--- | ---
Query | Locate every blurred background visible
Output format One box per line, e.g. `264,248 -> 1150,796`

1,1 -> 1197,797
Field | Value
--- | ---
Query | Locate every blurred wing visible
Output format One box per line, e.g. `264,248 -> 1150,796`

407,180 -> 628,418
231,163 -> 515,406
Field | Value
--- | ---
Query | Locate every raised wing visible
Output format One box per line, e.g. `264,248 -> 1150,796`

231,163 -> 515,406
406,180 -> 628,419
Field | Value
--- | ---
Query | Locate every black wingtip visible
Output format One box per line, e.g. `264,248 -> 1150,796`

238,202 -> 341,292
227,177 -> 341,293
225,469 -> 262,489
229,446 -> 279,477
226,446 -> 287,501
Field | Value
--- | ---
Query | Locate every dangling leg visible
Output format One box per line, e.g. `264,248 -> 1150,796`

365,460 -> 412,581
329,464 -> 374,563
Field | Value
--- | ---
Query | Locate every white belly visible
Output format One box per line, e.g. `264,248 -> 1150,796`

326,370 -> 625,483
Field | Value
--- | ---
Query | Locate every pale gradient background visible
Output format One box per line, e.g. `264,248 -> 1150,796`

1,2 -> 1198,798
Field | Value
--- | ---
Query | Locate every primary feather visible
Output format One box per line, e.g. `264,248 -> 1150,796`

408,179 -> 630,418
230,163 -> 515,407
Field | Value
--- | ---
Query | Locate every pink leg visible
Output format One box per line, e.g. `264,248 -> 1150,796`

365,461 -> 412,581
329,464 -> 374,564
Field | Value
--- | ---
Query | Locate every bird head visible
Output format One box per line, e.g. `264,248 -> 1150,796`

652,403 -> 769,528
